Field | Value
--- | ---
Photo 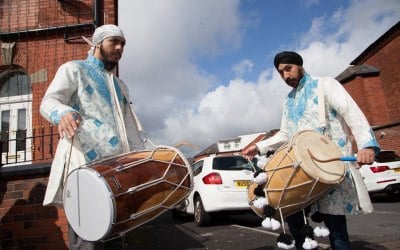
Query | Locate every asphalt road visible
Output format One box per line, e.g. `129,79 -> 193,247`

106,195 -> 400,250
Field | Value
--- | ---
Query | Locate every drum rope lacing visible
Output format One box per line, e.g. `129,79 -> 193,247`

307,149 -> 346,179
63,136 -> 75,187
108,146 -> 192,227
260,138 -> 339,229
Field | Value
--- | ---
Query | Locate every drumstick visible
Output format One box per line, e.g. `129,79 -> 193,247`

307,149 -> 357,162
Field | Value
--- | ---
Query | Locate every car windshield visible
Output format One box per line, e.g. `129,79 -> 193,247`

212,156 -> 255,171
375,151 -> 400,163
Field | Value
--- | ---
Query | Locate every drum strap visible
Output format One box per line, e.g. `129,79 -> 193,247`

317,82 -> 326,132
317,83 -> 373,213
63,136 -> 75,186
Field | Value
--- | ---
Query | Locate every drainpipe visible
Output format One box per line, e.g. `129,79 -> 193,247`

94,0 -> 101,28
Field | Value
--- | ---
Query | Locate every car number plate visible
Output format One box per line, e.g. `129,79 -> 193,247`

235,180 -> 251,188
394,168 -> 400,173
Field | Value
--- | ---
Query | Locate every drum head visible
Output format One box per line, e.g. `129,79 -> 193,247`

63,168 -> 115,241
293,131 -> 345,184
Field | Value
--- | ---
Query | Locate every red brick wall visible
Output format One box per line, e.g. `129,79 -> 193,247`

364,34 -> 400,121
0,0 -> 118,248
342,25 -> 400,155
0,174 -> 68,249
375,126 -> 400,154
344,75 -> 391,126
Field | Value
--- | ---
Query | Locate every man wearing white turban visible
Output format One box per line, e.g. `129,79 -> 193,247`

40,24 -> 145,249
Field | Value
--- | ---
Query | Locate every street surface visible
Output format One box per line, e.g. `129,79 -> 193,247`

116,195 -> 400,250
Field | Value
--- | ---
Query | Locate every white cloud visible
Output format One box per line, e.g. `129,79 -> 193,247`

298,0 -> 400,77
119,0 -> 242,149
232,59 -> 254,78
119,0 -> 400,156
158,71 -> 289,154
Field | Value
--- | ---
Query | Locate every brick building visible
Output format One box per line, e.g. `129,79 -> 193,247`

337,21 -> 400,154
0,1 -> 119,248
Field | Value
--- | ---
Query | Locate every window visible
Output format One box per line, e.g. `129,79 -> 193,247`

192,161 -> 204,177
0,70 -> 31,97
213,156 -> 254,171
375,151 -> 400,163
0,66 -> 32,166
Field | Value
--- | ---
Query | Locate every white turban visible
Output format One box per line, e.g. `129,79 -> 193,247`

82,24 -> 125,55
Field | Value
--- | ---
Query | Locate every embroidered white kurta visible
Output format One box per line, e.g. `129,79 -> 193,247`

40,56 -> 145,206
256,73 -> 380,215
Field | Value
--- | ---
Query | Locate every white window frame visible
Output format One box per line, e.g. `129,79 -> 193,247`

0,94 -> 32,167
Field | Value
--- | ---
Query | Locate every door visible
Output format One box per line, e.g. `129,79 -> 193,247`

0,98 -> 32,166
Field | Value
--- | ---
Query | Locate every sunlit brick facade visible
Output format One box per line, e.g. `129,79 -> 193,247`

0,1 -> 118,248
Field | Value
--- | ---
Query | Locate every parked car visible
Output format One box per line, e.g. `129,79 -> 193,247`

173,154 -> 261,226
359,150 -> 400,199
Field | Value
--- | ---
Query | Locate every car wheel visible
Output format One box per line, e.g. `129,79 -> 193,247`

194,196 -> 210,226
387,189 -> 400,201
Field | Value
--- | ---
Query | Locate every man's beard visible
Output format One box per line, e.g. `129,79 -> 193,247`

285,78 -> 299,88
285,69 -> 303,88
100,46 -> 118,71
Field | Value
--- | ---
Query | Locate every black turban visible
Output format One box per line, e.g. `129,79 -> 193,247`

274,51 -> 303,69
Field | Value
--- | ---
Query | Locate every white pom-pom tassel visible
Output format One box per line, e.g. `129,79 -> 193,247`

261,217 -> 281,230
261,217 -> 272,229
277,241 -> 295,249
253,172 -> 268,184
302,237 -> 318,249
314,225 -> 330,237
253,197 -> 268,209
271,218 -> 281,230
257,156 -> 268,169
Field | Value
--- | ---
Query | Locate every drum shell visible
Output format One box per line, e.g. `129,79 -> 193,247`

63,147 -> 192,241
248,131 -> 345,219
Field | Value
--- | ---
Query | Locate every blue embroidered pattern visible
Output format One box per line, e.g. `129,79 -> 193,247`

69,56 -> 126,161
86,149 -> 98,161
93,119 -> 103,127
72,103 -> 80,112
108,136 -> 119,147
113,76 -> 123,102
338,138 -> 346,147
346,203 -> 354,213
85,85 -> 94,95
287,74 -> 318,123
50,110 -> 60,124
76,56 -> 111,106
50,109 -> 75,124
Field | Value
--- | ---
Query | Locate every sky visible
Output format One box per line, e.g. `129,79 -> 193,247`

118,0 -> 400,157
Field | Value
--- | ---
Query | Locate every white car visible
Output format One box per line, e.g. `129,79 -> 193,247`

359,150 -> 400,199
174,154 -> 260,226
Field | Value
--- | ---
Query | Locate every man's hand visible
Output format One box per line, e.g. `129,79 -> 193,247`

356,148 -> 375,168
58,112 -> 81,139
241,144 -> 259,161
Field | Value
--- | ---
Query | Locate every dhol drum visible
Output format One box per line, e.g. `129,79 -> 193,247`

63,145 -> 192,242
248,130 -> 345,219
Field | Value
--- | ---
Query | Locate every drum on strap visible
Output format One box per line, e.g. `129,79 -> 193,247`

63,145 -> 192,242
248,130 -> 345,220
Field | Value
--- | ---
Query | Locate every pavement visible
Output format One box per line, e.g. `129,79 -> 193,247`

114,211 -> 400,250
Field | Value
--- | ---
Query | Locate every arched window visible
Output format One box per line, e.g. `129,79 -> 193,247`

0,65 -> 32,166
0,66 -> 32,97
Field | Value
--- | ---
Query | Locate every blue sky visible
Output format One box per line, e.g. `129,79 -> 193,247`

119,0 -> 400,156
197,0 -> 351,84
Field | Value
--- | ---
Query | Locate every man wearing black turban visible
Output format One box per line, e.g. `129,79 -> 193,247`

273,51 -> 303,70
243,51 -> 379,250
272,51 -> 305,88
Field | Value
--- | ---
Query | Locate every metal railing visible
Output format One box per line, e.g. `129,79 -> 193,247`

0,125 -> 59,167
